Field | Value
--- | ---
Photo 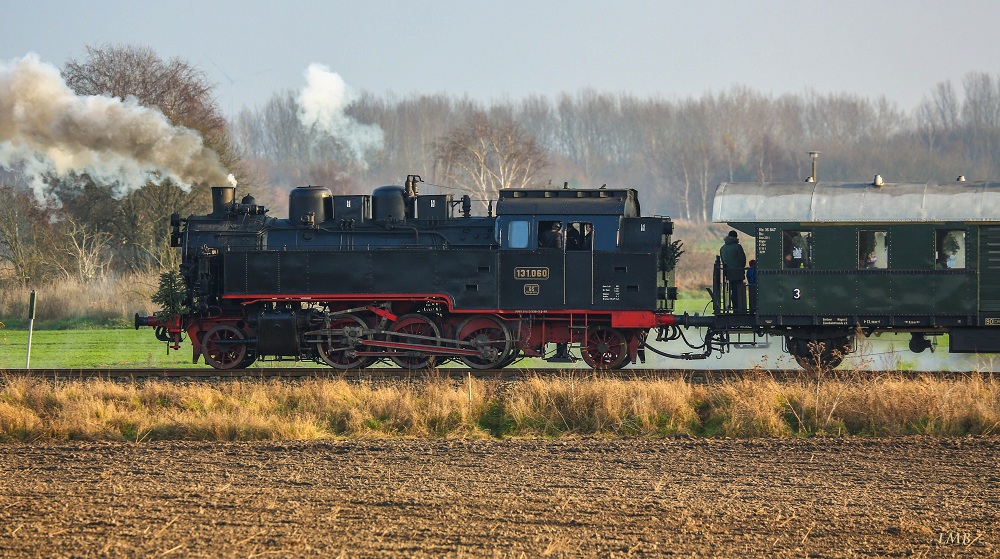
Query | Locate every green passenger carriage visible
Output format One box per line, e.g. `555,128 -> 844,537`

711,179 -> 1000,368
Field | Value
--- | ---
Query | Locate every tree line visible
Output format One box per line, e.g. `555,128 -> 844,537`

4,43 -> 1000,287
235,74 -> 1000,221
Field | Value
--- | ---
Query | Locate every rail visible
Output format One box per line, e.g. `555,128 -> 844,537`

0,367 -> 989,383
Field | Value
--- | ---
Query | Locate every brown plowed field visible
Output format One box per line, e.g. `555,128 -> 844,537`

1,438 -> 996,558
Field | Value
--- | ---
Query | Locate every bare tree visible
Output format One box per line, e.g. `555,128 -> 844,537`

961,72 -> 1000,166
0,185 -> 56,285
64,45 -> 228,146
917,81 -> 960,153
59,44 -> 238,273
54,216 -> 114,282
433,111 -> 550,210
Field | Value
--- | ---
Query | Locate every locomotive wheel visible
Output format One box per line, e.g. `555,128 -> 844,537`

581,326 -> 629,370
316,315 -> 373,370
387,314 -> 441,369
497,348 -> 521,368
788,336 -> 850,372
457,315 -> 513,369
236,351 -> 258,369
201,324 -> 248,370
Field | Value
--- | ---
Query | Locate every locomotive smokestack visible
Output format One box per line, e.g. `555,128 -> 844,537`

211,186 -> 235,216
808,151 -> 820,182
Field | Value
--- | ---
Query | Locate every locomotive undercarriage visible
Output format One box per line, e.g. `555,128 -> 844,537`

183,300 -> 647,371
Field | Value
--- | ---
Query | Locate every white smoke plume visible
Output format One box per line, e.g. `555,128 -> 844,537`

0,53 -> 230,201
297,63 -> 384,161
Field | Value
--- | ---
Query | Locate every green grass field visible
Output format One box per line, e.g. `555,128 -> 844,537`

0,328 -> 199,369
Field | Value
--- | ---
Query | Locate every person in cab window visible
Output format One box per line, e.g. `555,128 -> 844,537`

566,223 -> 582,250
581,223 -> 593,249
539,222 -> 563,249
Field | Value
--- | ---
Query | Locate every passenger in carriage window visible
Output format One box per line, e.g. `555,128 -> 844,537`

935,230 -> 965,269
783,231 -> 811,269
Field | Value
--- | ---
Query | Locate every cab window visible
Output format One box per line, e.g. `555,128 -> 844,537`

566,222 -> 593,251
507,220 -> 529,249
538,221 -> 563,249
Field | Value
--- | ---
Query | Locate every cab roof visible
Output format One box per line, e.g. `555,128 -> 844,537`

496,188 -> 640,217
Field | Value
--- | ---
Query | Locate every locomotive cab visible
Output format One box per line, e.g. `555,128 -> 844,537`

494,188 -> 673,313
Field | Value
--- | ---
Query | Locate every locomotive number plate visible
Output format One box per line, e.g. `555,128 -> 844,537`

514,267 -> 550,280
986,318 -> 1000,326
524,284 -> 540,296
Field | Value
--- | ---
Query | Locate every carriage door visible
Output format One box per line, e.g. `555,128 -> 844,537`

565,221 -> 594,308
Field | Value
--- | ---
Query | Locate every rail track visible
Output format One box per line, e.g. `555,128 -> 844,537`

0,367 -> 991,383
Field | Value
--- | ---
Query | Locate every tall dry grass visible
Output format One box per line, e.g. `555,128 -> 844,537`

0,273 -> 158,327
504,375 -> 700,436
1,373 -> 998,442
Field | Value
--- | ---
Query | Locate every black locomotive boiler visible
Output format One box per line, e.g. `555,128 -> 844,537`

137,176 -> 680,370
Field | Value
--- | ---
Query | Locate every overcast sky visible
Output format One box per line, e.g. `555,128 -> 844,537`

5,0 -> 1000,116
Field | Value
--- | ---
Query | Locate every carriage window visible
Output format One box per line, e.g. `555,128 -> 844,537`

508,220 -> 529,249
566,222 -> 593,251
859,230 -> 888,269
783,231 -> 812,269
936,230 -> 966,269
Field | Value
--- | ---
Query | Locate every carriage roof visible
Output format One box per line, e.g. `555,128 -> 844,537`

713,181 -> 1000,223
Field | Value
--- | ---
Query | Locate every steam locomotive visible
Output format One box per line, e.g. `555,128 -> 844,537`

137,174 -> 1000,371
137,176 -> 682,370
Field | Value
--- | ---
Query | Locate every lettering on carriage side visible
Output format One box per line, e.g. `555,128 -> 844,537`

514,267 -> 550,280
792,288 -> 801,299
757,227 -> 775,256
524,284 -> 540,296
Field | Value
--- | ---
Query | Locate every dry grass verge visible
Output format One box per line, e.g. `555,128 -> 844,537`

1,373 -> 998,441
0,274 -> 158,328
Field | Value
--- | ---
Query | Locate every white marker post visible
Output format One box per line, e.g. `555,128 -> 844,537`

25,290 -> 36,369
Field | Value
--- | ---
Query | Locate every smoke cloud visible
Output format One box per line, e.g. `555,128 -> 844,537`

297,63 -> 384,160
0,53 -> 230,201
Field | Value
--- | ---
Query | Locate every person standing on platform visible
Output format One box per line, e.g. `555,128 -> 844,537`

720,230 -> 747,313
